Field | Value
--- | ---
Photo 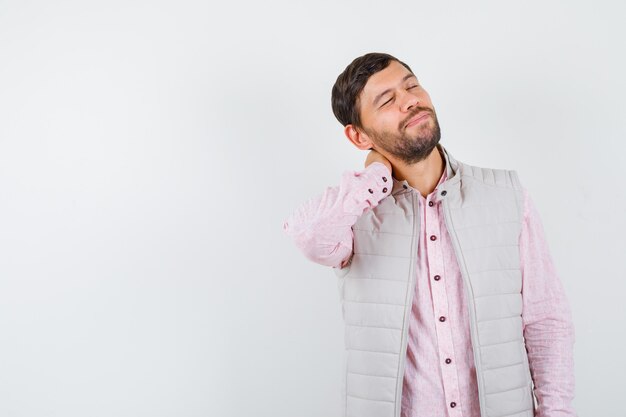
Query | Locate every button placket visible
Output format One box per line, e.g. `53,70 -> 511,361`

425,190 -> 462,416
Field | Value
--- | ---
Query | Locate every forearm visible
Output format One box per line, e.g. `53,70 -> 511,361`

282,162 -> 392,268
524,297 -> 577,417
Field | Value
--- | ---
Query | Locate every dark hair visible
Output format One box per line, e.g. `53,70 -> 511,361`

331,52 -> 413,129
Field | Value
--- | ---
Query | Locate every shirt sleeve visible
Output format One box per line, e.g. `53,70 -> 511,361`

519,187 -> 577,417
282,162 -> 392,268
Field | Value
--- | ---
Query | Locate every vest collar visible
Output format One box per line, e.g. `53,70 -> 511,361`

390,143 -> 462,196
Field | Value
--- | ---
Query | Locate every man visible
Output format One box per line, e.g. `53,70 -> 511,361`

282,52 -> 576,417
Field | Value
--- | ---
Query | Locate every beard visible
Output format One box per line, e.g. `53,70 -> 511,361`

364,106 -> 441,165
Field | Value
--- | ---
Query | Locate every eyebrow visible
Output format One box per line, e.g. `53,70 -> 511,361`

372,73 -> 418,107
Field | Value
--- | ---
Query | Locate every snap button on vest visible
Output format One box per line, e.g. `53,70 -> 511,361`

428,201 -> 434,207
382,176 -> 387,182
445,358 -> 452,364
383,187 -> 388,193
441,190 -> 447,196
430,235 -> 437,241
368,188 -> 373,194
450,402 -> 457,408
434,275 -> 441,281
439,316 -> 446,322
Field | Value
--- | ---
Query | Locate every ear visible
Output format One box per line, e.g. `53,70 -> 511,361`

344,124 -> 374,151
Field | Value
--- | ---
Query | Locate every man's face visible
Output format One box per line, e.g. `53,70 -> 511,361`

357,60 -> 441,165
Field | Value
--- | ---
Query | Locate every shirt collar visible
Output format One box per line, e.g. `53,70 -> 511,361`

390,143 -> 458,197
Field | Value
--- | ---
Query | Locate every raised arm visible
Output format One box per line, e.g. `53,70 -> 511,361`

283,161 -> 392,268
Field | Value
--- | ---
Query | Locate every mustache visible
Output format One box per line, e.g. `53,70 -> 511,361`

400,107 -> 433,130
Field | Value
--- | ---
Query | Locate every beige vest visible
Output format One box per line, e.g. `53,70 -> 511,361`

333,144 -> 535,417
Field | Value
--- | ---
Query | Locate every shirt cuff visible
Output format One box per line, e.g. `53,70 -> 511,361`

363,162 -> 393,198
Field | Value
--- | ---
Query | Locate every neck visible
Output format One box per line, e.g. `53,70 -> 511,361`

391,146 -> 445,197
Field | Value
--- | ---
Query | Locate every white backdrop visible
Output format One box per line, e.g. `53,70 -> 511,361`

1,1 -> 624,416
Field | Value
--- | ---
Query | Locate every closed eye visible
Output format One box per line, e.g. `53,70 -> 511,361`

378,95 -> 394,109
408,85 -> 418,90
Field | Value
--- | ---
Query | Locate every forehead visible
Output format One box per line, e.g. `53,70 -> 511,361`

360,61 -> 416,103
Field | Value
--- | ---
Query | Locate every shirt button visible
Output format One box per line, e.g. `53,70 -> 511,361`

430,235 -> 437,241
382,187 -> 388,193
368,189 -> 374,194
428,201 -> 434,207
382,176 -> 387,182
450,402 -> 456,408
434,275 -> 441,281
439,316 -> 446,322
445,358 -> 452,364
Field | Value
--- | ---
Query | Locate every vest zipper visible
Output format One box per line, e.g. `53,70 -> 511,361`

394,191 -> 420,417
441,194 -> 488,417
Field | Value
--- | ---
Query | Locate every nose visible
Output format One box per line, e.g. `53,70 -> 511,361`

399,89 -> 419,112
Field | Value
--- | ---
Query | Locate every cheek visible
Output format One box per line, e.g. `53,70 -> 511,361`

422,93 -> 434,107
377,118 -> 397,133
359,107 -> 376,129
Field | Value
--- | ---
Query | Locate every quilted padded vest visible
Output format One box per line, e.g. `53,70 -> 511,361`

333,144 -> 535,417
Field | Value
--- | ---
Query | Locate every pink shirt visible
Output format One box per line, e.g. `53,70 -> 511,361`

283,161 -> 576,417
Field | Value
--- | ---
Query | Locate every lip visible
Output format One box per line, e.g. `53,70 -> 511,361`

405,112 -> 430,128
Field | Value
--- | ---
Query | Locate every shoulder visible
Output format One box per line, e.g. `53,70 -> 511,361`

456,160 -> 522,191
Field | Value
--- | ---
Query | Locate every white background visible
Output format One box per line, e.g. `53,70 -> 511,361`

1,1 -> 625,416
